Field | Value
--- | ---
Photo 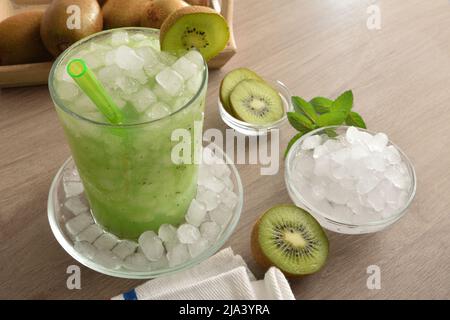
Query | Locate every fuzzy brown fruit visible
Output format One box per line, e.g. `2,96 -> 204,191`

40,0 -> 103,57
102,0 -> 150,29
0,11 -> 52,65
185,0 -> 210,6
140,0 -> 189,29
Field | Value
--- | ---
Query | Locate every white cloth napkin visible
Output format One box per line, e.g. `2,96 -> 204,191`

112,247 -> 295,300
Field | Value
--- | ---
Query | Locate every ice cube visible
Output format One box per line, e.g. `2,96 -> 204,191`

155,68 -> 184,96
369,133 -> 388,152
131,32 -> 146,42
149,255 -> 169,270
196,186 -> 219,211
173,96 -> 191,111
219,188 -> 238,210
346,126 -> 360,144
63,167 -> 80,183
158,224 -> 178,243
96,250 -> 121,269
186,73 -> 203,94
65,212 -> 94,235
323,139 -> 342,152
331,148 -> 350,165
209,205 -> 233,226
146,102 -> 170,120
365,153 -> 387,172
93,232 -> 119,251
314,156 -> 331,177
384,166 -> 409,189
313,145 -> 328,159
75,224 -> 103,243
63,181 -> 83,198
158,51 -> 177,66
325,182 -> 349,205
172,56 -> 199,80
350,145 -> 369,160
144,61 -> 165,78
177,224 -> 201,244
123,253 -> 151,271
210,162 -> 232,179
200,221 -> 221,242
184,50 -> 204,68
126,68 -> 148,85
138,231 -> 165,261
135,46 -> 158,65
222,176 -> 234,191
64,196 -> 89,216
201,176 -> 225,193
347,198 -> 366,215
367,187 -> 386,212
301,135 -> 322,150
188,238 -> 209,257
97,65 -> 122,87
74,240 -> 97,259
167,243 -> 190,267
115,45 -> 144,71
111,31 -> 129,46
185,199 -> 208,227
58,82 -> 79,100
130,88 -> 157,113
152,83 -> 174,103
356,175 -> 380,194
112,240 -> 138,260
384,145 -> 401,164
115,76 -> 140,95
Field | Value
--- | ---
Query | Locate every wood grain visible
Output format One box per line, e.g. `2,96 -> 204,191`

1,0 -> 450,299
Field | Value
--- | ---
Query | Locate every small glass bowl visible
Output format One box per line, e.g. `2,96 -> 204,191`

284,126 -> 417,234
48,145 -> 243,279
218,79 -> 293,136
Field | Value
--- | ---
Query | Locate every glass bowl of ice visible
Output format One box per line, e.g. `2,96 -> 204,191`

48,145 -> 243,279
285,126 -> 416,234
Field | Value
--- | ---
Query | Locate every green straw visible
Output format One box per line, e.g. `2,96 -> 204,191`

67,58 -> 123,124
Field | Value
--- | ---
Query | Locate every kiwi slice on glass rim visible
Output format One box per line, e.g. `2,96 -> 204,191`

219,68 -> 263,113
251,205 -> 329,277
160,6 -> 229,61
229,79 -> 284,125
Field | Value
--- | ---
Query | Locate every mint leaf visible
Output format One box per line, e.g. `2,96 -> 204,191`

291,96 -> 318,123
346,111 -> 367,128
317,111 -> 347,126
284,132 -> 304,158
287,112 -> 315,131
324,128 -> 338,138
310,97 -> 333,114
330,90 -> 353,115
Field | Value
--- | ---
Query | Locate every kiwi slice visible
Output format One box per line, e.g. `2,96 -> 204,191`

160,6 -> 229,61
229,79 -> 284,125
251,205 -> 329,276
219,68 -> 263,113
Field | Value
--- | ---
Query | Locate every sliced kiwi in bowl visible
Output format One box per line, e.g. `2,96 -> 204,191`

160,6 -> 230,61
229,79 -> 284,125
219,68 -> 263,113
251,205 -> 329,277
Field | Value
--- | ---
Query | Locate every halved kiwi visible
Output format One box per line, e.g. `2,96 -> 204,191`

160,6 -> 229,61
229,79 -> 284,125
251,205 -> 329,277
219,68 -> 263,113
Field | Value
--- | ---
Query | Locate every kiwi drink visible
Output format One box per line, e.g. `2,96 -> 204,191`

49,28 -> 207,239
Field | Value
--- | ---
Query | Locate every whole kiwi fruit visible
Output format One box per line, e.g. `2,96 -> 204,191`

251,205 -> 329,277
102,0 -> 150,29
0,10 -> 52,65
40,0 -> 103,57
140,0 -> 189,29
185,0 -> 210,6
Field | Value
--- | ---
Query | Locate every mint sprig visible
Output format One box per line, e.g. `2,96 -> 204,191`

285,90 -> 367,157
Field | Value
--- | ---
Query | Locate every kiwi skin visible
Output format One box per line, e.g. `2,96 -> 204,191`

250,204 -> 329,278
40,0 -> 103,57
185,0 -> 210,6
0,11 -> 51,65
140,0 -> 189,29
103,0 -> 149,29
160,6 -> 229,61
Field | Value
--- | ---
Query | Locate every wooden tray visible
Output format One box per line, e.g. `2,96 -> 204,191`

0,0 -> 236,88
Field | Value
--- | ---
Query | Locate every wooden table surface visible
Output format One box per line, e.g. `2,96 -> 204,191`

1,0 -> 450,300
